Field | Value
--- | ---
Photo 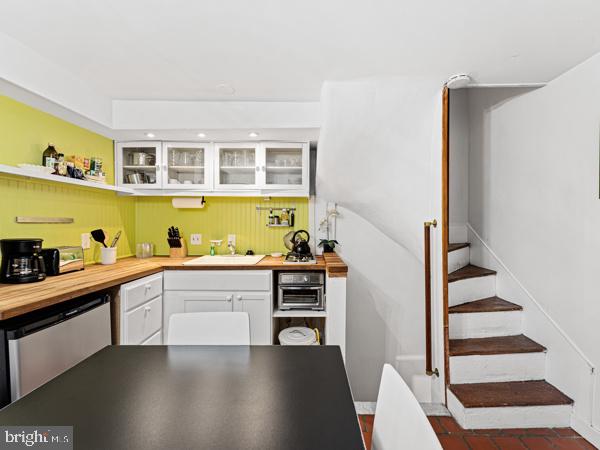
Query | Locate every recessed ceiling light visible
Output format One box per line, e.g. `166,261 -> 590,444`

197,133 -> 207,138
216,83 -> 235,95
145,132 -> 155,138
248,132 -> 259,138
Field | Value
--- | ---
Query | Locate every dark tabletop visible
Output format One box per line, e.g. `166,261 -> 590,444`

0,345 -> 364,450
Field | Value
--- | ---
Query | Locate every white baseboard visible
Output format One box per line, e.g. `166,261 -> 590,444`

355,402 -> 376,414
354,402 -> 450,417
571,414 -> 600,448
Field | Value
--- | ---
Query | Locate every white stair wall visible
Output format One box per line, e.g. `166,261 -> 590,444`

449,276 -> 496,307
448,247 -> 470,273
450,352 -> 546,384
447,390 -> 572,429
449,310 -> 523,339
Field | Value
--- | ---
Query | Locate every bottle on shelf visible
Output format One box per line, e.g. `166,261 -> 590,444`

42,143 -> 58,171
55,153 -> 68,176
281,208 -> 289,226
290,209 -> 295,227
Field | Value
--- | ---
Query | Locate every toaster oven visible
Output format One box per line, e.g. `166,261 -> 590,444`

277,272 -> 324,311
41,246 -> 85,276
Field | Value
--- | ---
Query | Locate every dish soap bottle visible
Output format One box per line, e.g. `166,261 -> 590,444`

42,143 -> 58,170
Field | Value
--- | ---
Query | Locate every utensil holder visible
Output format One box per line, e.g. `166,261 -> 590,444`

169,239 -> 187,258
100,247 -> 117,265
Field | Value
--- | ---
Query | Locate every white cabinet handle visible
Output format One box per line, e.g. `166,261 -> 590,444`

163,165 -> 167,171
144,305 -> 152,314
236,295 -> 242,301
262,165 -> 266,172
255,166 -> 260,172
144,284 -> 152,290
155,164 -> 160,171
226,295 -> 233,302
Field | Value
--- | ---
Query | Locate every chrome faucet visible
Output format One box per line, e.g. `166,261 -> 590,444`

228,241 -> 236,255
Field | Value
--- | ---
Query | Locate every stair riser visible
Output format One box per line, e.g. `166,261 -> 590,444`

450,352 -> 546,384
449,311 -> 523,339
448,247 -> 470,273
447,390 -> 571,429
449,276 -> 496,307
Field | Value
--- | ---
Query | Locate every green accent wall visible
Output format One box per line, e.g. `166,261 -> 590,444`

0,95 -> 136,262
0,95 -> 116,184
135,197 -> 308,256
0,95 -> 309,261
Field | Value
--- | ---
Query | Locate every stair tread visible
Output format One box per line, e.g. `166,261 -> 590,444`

449,243 -> 470,252
449,264 -> 496,283
449,334 -> 546,356
449,380 -> 573,408
449,297 -> 522,314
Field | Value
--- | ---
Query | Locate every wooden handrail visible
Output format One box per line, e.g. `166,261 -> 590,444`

424,219 -> 439,377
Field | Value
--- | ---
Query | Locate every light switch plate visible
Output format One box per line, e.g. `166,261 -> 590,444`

190,234 -> 202,245
81,233 -> 91,249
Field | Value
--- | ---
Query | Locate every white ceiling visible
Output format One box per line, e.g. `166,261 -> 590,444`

1,0 -> 600,102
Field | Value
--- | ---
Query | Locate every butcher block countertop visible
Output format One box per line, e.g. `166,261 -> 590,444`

0,254 -> 347,320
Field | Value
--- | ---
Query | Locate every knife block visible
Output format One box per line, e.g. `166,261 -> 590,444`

169,239 -> 188,258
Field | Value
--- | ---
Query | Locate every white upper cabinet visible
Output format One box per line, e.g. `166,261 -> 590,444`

214,143 -> 260,190
163,142 -> 212,190
263,142 -> 309,192
115,141 -> 310,196
116,141 -> 163,189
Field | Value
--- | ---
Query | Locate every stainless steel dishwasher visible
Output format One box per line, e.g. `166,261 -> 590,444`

0,293 -> 111,406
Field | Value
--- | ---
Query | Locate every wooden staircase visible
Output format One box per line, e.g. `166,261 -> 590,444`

446,243 -> 573,429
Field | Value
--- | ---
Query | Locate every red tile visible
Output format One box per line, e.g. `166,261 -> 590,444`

503,429 -> 528,436
438,435 -> 470,450
464,435 -> 497,449
473,429 -> 503,436
526,428 -> 557,437
493,436 -> 527,450
553,428 -> 581,438
520,437 -> 554,449
438,416 -> 464,434
428,417 -> 446,434
548,437 -> 589,450
574,438 -> 599,450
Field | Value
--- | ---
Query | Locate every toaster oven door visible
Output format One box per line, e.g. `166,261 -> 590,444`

278,286 -> 324,310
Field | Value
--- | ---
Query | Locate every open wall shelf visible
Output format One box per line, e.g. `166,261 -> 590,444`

0,164 -> 135,194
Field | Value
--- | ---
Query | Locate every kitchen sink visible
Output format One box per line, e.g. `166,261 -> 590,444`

183,255 -> 265,266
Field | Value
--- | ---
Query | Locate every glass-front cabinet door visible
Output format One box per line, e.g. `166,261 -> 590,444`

116,142 -> 162,189
262,142 -> 309,191
214,143 -> 259,189
162,142 -> 212,189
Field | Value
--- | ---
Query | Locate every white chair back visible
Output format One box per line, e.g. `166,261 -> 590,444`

371,364 -> 442,450
167,312 -> 250,345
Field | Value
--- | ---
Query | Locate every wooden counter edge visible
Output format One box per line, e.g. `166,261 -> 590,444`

323,253 -> 348,278
0,265 -> 163,321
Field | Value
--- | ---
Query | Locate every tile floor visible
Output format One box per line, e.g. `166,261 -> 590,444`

358,415 -> 597,449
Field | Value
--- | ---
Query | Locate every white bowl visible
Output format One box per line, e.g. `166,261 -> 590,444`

271,252 -> 283,257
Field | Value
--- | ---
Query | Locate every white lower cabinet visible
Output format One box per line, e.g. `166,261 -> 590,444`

232,292 -> 271,345
163,271 -> 272,345
120,273 -> 164,344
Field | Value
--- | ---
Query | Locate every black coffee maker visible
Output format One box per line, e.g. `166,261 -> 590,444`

0,239 -> 46,284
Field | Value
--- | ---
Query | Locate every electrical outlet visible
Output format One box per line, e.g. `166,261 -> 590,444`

190,234 -> 202,245
81,233 -> 91,249
227,234 -> 236,247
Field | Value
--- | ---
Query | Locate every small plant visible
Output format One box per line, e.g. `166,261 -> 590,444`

318,239 -> 339,253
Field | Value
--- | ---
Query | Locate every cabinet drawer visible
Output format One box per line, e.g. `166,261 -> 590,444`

121,273 -> 163,311
164,270 -> 271,291
141,330 -> 162,345
124,296 -> 162,344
